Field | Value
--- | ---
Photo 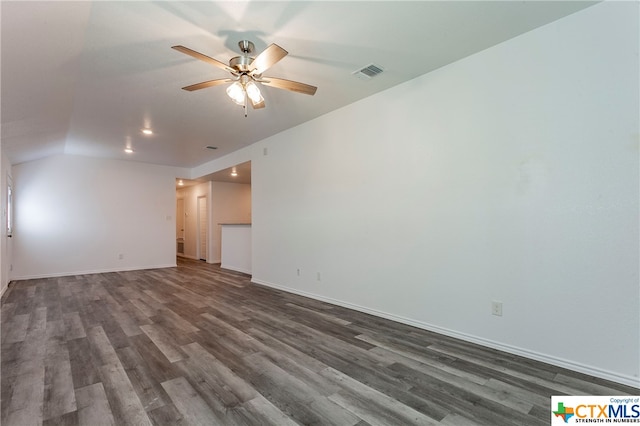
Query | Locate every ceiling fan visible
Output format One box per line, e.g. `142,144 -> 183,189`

172,40 -> 317,116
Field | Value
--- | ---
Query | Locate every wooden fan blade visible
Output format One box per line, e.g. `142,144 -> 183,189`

260,77 -> 317,95
172,45 -> 232,72
251,98 -> 265,109
182,79 -> 230,91
250,44 -> 288,75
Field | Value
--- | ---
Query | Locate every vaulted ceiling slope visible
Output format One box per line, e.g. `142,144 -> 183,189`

1,1 -> 597,168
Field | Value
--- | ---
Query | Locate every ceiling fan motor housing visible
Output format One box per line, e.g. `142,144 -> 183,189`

230,40 -> 257,72
229,55 -> 254,72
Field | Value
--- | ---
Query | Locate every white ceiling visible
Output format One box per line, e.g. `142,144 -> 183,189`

1,1 -> 597,169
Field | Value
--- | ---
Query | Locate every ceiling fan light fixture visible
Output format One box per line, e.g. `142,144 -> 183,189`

226,81 -> 245,105
245,81 -> 263,104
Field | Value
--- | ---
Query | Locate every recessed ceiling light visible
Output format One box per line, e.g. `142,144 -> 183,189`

142,129 -> 153,135
231,167 -> 238,177
124,147 -> 134,153
178,180 -> 184,186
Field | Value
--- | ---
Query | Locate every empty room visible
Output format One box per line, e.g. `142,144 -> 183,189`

1,1 -> 638,425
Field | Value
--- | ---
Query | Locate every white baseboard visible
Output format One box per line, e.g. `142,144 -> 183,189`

221,264 -> 252,275
11,263 -> 177,281
177,254 -> 199,260
252,278 -> 639,389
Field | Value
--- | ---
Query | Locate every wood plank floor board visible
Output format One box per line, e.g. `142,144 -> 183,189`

98,363 -> 152,426
115,346 -> 172,412
241,393 -> 300,426
62,312 -> 87,341
321,367 -> 440,426
173,360 -> 242,413
1,301 -> 16,326
245,357 -> 361,425
128,298 -> 157,318
139,324 -> 185,363
4,365 -> 46,426
253,325 -> 417,399
66,338 -> 102,390
428,343 -> 629,397
243,332 -> 343,397
161,376 -> 224,426
245,326 -> 330,373
43,338 -> 77,420
12,284 -> 36,315
2,313 -> 30,344
73,385 -> 117,426
59,295 -> 82,316
198,312 -> 257,347
149,307 -> 199,335
145,403 -> 184,426
387,361 -> 535,414
553,372 -> 640,396
180,342 -> 257,403
111,307 -> 145,338
408,383 -> 548,426
171,290 -> 209,309
140,289 -> 170,305
191,322 -> 259,365
280,308 -> 377,352
42,410 -> 79,426
2,258 -> 637,426
429,340 -> 571,382
85,326 -> 122,367
285,302 -> 353,326
128,334 -> 182,384
354,331 -> 459,366
161,305 -> 212,336
189,331 -> 260,383
1,341 -> 24,371
367,345 -> 489,385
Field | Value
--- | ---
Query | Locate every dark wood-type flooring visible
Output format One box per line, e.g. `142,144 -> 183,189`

2,258 -> 637,425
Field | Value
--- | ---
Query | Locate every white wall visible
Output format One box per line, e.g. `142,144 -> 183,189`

12,154 -> 178,278
210,181 -> 251,263
243,2 -> 638,385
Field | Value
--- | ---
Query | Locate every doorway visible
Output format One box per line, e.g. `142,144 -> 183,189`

176,198 -> 185,255
197,196 -> 208,261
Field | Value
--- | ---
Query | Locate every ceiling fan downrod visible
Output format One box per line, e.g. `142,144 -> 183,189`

238,40 -> 255,55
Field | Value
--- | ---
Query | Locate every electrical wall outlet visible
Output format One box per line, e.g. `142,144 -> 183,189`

491,301 -> 503,316
296,268 -> 301,276
317,272 -> 321,281
118,253 -> 124,260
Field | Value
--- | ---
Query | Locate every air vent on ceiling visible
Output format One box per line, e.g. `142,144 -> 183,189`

205,146 -> 218,150
352,63 -> 384,80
